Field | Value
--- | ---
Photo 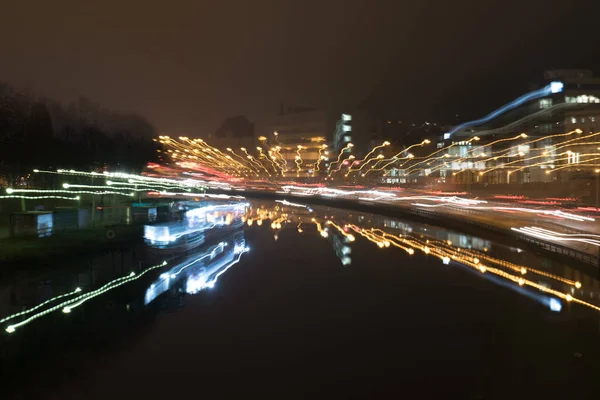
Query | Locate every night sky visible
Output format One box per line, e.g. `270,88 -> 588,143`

1,0 -> 599,135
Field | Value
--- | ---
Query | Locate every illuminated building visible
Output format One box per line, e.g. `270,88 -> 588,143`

255,107 -> 332,178
437,70 -> 600,184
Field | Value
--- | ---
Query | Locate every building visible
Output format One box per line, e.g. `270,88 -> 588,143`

209,115 -> 255,151
435,70 -> 600,184
255,107 -> 331,178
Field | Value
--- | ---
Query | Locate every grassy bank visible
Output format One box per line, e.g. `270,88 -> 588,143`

0,224 -> 143,264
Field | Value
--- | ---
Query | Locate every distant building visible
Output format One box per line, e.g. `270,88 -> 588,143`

435,70 -> 600,184
255,107 -> 331,178
332,111 -> 383,156
209,115 -> 255,150
451,69 -> 600,140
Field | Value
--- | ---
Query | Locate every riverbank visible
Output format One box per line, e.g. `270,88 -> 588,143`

0,224 -> 143,266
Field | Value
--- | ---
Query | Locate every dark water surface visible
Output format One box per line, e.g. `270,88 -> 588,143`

2,199 -> 600,399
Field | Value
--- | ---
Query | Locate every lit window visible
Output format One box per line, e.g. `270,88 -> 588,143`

443,133 -> 451,140
437,142 -> 444,149
342,124 -> 352,132
581,117 -> 586,123
343,136 -> 352,143
539,99 -> 553,109
568,152 -> 580,164
342,114 -> 352,121
517,145 -> 530,154
591,116 -> 596,122
571,117 -> 577,124
567,94 -> 600,104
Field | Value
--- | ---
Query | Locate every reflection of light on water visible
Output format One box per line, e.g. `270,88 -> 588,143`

5,261 -> 167,333
186,248 -> 249,294
453,260 -> 563,313
144,231 -> 247,304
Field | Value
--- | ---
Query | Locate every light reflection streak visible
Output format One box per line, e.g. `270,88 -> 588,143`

340,217 -> 595,314
5,261 -> 168,333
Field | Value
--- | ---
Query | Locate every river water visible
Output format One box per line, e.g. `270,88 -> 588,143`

2,198 -> 600,399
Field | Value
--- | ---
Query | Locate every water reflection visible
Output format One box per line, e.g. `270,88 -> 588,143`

248,199 -> 600,315
3,197 -> 600,339
144,230 -> 248,304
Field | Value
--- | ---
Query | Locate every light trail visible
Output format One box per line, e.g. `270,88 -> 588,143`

347,154 -> 384,176
5,261 -> 167,333
257,147 -> 280,175
327,143 -> 354,172
445,81 -> 563,137
62,261 -> 169,313
326,220 -> 355,242
512,226 -> 600,246
0,287 -> 82,324
404,136 -> 481,174
312,218 -> 328,237
328,155 -> 355,177
0,195 -> 80,201
295,145 -> 304,173
347,141 -> 390,172
364,140 -> 430,174
315,144 -> 328,171
227,148 -> 260,175
5,188 -> 134,197
241,148 -> 271,176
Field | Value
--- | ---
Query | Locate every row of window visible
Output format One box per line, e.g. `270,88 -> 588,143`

570,116 -> 597,124
565,95 -> 600,104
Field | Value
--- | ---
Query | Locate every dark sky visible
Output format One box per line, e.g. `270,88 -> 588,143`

1,0 -> 599,135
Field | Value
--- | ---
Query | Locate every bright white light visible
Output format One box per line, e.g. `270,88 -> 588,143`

549,298 -> 562,312
550,81 -> 564,93
443,133 -> 451,140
